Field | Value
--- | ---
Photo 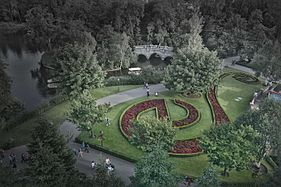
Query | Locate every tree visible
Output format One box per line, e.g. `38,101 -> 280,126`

131,146 -> 178,187
235,110 -> 273,167
27,118 -> 77,186
68,90 -> 108,138
53,43 -> 106,98
93,163 -> 124,187
195,166 -> 220,187
252,40 -> 281,80
97,28 -> 136,70
130,117 -> 176,152
0,62 -> 23,128
25,6 -> 58,50
200,124 -> 260,176
164,14 -> 222,94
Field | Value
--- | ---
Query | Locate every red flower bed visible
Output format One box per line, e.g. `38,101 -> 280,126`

120,99 -> 168,137
207,87 -> 230,124
169,139 -> 202,155
172,99 -> 199,127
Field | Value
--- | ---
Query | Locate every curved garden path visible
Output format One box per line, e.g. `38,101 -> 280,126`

2,57 -> 256,186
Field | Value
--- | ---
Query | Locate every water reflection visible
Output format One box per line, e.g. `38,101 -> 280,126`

0,34 -> 55,111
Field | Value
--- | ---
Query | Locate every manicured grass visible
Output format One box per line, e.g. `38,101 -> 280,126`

217,75 -> 263,121
79,75 -> 266,183
0,85 -> 141,147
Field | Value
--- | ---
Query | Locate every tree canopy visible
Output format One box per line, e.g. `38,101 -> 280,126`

131,146 -> 178,187
53,43 -> 105,98
200,123 -> 260,176
68,90 -> 108,138
164,14 -> 222,94
130,117 -> 176,152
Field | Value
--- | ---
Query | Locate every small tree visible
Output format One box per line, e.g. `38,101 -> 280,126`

68,90 -> 108,138
131,146 -> 178,187
130,117 -> 176,152
200,124 -> 260,176
93,163 -> 124,187
195,166 -> 220,187
164,14 -> 222,94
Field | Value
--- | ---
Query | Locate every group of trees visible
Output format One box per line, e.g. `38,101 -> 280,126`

0,118 -> 124,187
200,98 -> 281,184
0,62 -> 24,129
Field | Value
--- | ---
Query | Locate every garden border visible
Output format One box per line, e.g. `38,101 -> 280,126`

172,99 -> 201,129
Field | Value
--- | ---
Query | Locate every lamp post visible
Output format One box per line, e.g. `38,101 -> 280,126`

117,78 -> 120,92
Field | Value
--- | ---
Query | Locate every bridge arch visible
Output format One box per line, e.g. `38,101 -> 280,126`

134,45 -> 173,61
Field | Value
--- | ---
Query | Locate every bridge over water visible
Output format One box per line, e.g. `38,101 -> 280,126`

134,45 -> 173,60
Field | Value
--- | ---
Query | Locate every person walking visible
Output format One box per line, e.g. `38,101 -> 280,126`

78,148 -> 83,158
91,161 -> 96,169
146,88 -> 150,97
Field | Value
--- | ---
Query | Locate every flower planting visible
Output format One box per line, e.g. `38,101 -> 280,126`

169,139 -> 203,155
120,99 -> 203,155
172,99 -> 200,128
207,87 -> 230,124
120,99 -> 168,137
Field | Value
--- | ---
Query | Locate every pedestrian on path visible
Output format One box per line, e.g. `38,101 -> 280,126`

78,148 -> 83,158
85,144 -> 89,153
146,88 -> 150,97
91,161 -> 96,169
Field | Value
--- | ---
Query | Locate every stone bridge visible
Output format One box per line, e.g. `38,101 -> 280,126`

134,45 -> 173,60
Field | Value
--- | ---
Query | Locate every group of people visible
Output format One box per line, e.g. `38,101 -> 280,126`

144,82 -> 158,97
0,149 -> 29,169
91,157 -> 115,174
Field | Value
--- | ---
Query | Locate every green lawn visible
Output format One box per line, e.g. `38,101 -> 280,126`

1,71 -> 267,184
79,74 -> 266,183
0,85 -> 140,147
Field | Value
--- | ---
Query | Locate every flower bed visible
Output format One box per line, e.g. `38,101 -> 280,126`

207,86 -> 230,124
169,139 -> 203,155
120,99 -> 168,137
172,99 -> 200,128
232,73 -> 259,84
120,99 -> 203,155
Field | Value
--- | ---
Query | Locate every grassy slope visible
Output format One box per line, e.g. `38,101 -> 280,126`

0,85 -> 140,146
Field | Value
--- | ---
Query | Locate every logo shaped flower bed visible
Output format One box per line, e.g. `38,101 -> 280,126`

207,87 -> 230,124
120,99 -> 202,155
172,99 -> 200,128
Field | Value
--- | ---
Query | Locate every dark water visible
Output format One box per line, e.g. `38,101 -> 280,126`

0,34 -> 54,111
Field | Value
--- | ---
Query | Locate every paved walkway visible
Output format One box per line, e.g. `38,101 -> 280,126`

2,58 -> 256,186
223,56 -> 256,74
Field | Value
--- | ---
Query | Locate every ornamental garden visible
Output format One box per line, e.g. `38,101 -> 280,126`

78,70 -> 265,183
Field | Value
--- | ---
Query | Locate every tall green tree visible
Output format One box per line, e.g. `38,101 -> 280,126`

25,6 -> 57,50
93,163 -> 124,187
130,117 -> 176,152
200,124 -> 260,176
195,166 -> 220,187
131,146 -> 178,187
53,43 -> 105,98
26,118 -> 77,186
252,40 -> 281,80
0,62 -> 23,128
68,90 -> 108,138
97,28 -> 136,70
164,14 -> 222,94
